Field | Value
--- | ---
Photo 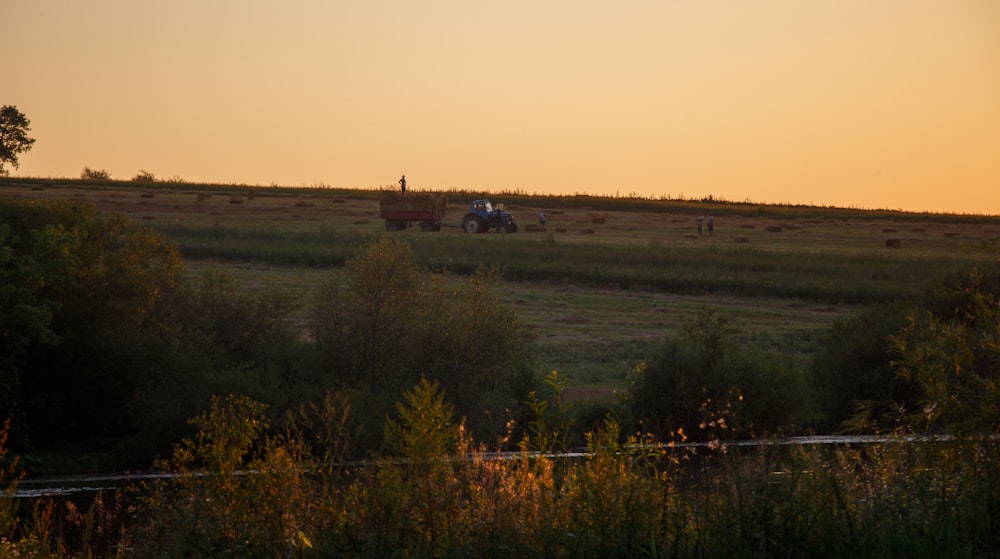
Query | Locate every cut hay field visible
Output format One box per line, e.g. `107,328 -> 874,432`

4,178 -> 999,399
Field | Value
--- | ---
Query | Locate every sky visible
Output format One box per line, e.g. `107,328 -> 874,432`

3,1 -> 999,215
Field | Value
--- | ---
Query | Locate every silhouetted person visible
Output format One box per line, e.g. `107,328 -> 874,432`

399,175 -> 406,194
707,215 -> 714,235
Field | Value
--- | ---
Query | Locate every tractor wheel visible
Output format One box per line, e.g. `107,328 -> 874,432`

463,215 -> 487,233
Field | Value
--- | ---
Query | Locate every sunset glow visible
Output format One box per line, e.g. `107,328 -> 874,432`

3,1 -> 998,214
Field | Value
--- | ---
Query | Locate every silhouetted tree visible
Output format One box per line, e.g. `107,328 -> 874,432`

0,105 -> 35,175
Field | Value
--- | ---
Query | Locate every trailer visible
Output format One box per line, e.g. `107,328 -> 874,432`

379,192 -> 448,232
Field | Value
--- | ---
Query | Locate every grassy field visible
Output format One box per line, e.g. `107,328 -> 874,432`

4,177 -> 999,398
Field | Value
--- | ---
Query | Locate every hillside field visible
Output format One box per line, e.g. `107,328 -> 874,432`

4,177 -> 999,400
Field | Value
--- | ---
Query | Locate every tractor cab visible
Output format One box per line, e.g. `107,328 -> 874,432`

462,199 -> 518,234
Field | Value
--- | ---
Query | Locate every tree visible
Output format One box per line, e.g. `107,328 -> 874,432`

0,105 -> 35,176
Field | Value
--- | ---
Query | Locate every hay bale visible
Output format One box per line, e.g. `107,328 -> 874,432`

229,197 -> 244,205
556,227 -> 567,233
735,237 -> 750,244
142,215 -> 154,220
885,238 -> 901,248
247,190 -> 256,201
944,232 -> 960,237
591,217 -> 606,224
684,234 -> 699,240
882,228 -> 897,233
579,229 -> 595,235
140,192 -> 155,199
524,224 -> 546,232
765,226 -> 783,232
197,193 -> 207,202
740,224 -> 755,229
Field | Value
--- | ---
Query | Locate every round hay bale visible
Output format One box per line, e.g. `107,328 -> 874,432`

247,190 -> 256,201
735,237 -> 750,244
765,225 -> 783,232
140,192 -> 155,199
229,197 -> 244,205
885,238 -> 902,248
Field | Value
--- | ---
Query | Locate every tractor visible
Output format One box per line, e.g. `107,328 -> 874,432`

462,199 -> 518,233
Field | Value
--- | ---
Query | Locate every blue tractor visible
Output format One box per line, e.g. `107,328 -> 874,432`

462,199 -> 518,234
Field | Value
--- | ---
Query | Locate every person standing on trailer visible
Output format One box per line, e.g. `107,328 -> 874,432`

399,175 -> 407,194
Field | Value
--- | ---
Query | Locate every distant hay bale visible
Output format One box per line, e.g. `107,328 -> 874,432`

197,193 -> 207,202
784,224 -> 801,230
229,197 -> 244,205
331,199 -> 346,204
294,201 -> 315,208
591,217 -> 606,224
735,237 -> 750,244
885,239 -> 901,248
140,192 -> 155,199
247,190 -> 256,201
524,224 -> 545,232
740,224 -> 755,229
579,229 -> 595,235
556,227 -> 567,233
684,234 -> 699,240
765,226 -> 783,232
882,228 -> 897,233
31,185 -> 45,191
142,215 -> 154,220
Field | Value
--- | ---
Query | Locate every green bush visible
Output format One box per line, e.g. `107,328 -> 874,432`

312,238 -> 532,452
627,307 -> 808,439
811,302 -> 918,433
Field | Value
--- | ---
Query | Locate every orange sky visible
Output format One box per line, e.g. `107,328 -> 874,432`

3,1 -> 999,214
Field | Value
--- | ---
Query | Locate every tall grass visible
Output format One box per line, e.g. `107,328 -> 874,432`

3,390 -> 998,557
154,221 -> 966,304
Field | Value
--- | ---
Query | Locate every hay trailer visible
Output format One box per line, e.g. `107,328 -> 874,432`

379,192 -> 447,231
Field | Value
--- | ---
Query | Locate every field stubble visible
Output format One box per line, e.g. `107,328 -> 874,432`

5,179 -> 999,399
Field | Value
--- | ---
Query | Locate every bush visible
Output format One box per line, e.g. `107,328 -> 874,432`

131,170 -> 156,182
312,238 -> 531,452
627,307 -> 808,440
80,166 -> 111,180
811,302 -> 918,433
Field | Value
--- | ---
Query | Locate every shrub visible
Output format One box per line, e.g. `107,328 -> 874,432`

132,170 -> 156,182
811,302 -> 918,433
80,166 -> 111,180
627,307 -> 807,439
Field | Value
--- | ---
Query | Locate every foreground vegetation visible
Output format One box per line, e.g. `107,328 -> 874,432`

1,180 -> 999,556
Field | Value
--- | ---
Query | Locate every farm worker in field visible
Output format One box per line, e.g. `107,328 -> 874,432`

696,215 -> 704,235
399,175 -> 406,194
707,215 -> 714,235
538,210 -> 546,228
